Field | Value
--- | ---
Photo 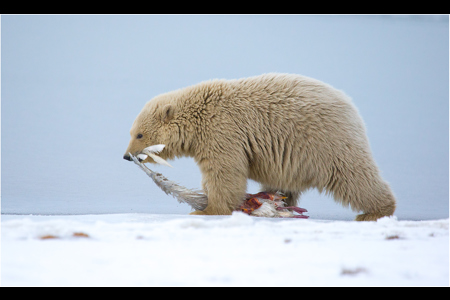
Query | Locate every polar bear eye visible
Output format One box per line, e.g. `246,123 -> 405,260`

136,133 -> 143,139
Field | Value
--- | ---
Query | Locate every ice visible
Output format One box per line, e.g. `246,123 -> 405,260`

1,213 -> 448,286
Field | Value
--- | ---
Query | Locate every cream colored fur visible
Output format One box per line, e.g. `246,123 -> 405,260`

124,73 -> 396,221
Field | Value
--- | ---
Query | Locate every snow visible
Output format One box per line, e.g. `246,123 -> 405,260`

1,213 -> 448,286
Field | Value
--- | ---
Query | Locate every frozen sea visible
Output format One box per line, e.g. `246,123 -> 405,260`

1,213 -> 448,286
1,15 -> 449,286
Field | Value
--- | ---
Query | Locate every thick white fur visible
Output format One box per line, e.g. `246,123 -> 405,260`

125,73 -> 396,220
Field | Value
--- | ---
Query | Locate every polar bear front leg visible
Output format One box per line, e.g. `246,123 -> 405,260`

190,165 -> 248,215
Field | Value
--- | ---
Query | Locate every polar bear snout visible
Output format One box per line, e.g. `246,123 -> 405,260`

123,153 -> 132,161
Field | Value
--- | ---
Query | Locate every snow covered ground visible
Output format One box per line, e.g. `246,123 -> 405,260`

1,213 -> 448,286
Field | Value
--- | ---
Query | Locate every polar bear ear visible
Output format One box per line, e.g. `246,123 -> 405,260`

160,104 -> 175,124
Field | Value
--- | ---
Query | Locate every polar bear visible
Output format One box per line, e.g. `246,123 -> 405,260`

123,73 -> 396,221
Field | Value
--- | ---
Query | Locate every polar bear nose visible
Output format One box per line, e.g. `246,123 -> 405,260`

123,154 -> 132,161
